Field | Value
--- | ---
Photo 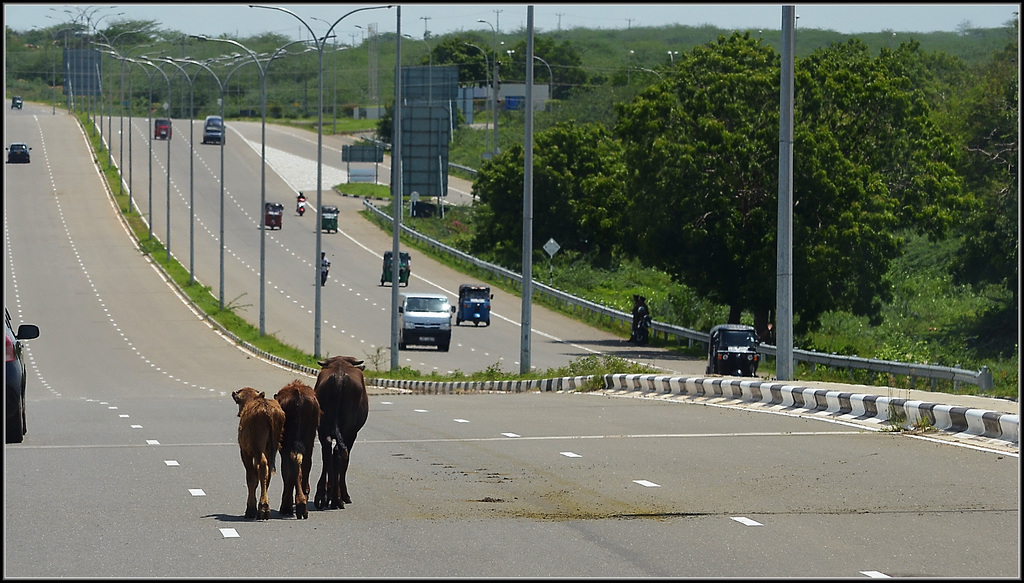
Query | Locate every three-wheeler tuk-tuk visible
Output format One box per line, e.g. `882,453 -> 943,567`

380,250 -> 410,286
705,324 -> 760,377
154,118 -> 172,140
321,205 -> 339,233
265,202 -> 283,230
456,284 -> 493,326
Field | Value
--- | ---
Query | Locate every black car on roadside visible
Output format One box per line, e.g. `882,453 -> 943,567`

706,324 -> 760,377
6,308 -> 40,443
6,142 -> 31,164
12,95 -> 23,109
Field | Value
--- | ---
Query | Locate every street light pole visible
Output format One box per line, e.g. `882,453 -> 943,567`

637,67 -> 663,80
251,3 -> 392,358
121,44 -> 157,214
127,57 -> 158,240
192,36 -> 312,336
140,57 -> 173,263
533,55 -> 552,111
478,19 -> 499,154
160,57 -> 200,285
463,42 -> 490,155
178,56 -> 232,308
403,34 -> 431,104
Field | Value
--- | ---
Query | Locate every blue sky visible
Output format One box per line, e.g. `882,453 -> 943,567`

5,4 -> 1018,41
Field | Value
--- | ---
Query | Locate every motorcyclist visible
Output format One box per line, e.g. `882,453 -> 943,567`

296,192 -> 306,215
630,294 -> 650,343
320,252 -> 330,286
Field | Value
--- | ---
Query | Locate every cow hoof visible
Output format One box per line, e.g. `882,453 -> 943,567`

245,508 -> 257,519
314,494 -> 326,510
342,496 -> 352,504
280,506 -> 294,517
297,508 -> 308,519
258,504 -> 271,520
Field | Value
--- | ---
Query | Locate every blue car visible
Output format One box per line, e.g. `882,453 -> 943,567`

6,143 -> 31,164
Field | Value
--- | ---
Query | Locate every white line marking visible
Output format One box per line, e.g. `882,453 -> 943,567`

164,460 -> 180,466
189,489 -> 206,496
860,571 -> 890,578
220,528 -> 240,538
380,401 -> 393,405
633,479 -> 661,487
731,516 -> 763,526
454,418 -> 469,423
146,439 -> 160,445
119,414 -> 129,418
560,451 -> 582,458
414,409 -> 428,413
501,432 -> 520,438
131,425 -> 143,429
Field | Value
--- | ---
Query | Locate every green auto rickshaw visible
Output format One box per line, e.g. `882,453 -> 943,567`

380,250 -> 410,286
321,204 -> 339,233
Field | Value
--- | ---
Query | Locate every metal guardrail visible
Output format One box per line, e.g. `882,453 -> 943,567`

362,194 -> 994,392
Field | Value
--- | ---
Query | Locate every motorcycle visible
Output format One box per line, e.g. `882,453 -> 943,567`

320,257 -> 330,286
629,294 -> 652,345
296,193 -> 306,217
633,308 -> 652,345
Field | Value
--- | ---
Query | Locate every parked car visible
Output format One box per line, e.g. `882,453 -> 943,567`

202,115 -> 225,145
12,95 -> 23,109
6,142 -> 31,164
154,118 -> 172,140
706,324 -> 760,377
6,308 -> 40,443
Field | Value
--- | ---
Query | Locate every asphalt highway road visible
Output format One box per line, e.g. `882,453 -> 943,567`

4,101 -> 1018,578
103,108 -> 708,377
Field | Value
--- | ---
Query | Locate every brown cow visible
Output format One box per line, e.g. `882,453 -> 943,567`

231,387 -> 285,520
313,356 -> 369,510
273,380 -> 320,519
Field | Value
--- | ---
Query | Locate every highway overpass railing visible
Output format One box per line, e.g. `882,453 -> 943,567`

362,200 -> 994,392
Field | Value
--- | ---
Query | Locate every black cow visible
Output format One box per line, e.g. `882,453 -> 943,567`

274,380 -> 320,519
313,356 -> 369,510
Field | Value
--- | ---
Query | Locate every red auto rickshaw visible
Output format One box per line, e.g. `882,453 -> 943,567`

265,202 -> 283,230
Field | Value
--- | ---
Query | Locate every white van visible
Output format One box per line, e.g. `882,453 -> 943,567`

202,115 -> 225,145
398,292 -> 455,351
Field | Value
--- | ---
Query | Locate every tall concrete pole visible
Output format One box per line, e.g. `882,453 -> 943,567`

776,6 -> 795,380
520,6 -> 534,374
390,6 -> 403,370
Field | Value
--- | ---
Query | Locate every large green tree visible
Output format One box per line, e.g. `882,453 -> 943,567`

470,121 -> 627,268
947,26 -> 1018,308
614,33 -> 967,335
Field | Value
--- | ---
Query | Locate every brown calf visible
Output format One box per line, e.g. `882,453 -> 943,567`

231,387 -> 285,520
273,380 -> 321,519
313,356 -> 369,510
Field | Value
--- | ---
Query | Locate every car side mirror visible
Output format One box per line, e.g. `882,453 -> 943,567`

398,306 -> 404,313
17,324 -> 39,340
